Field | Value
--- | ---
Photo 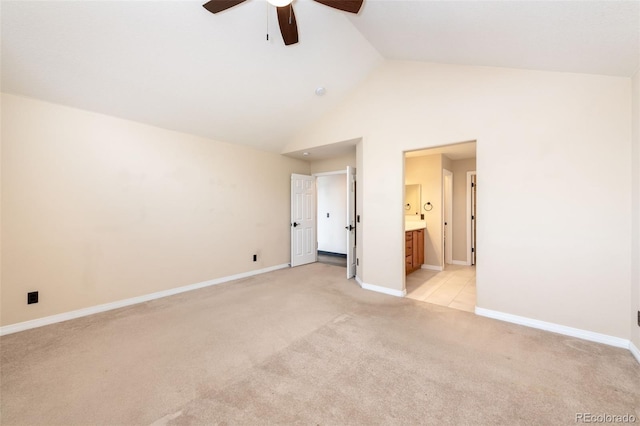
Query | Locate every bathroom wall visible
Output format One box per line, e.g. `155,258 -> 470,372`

405,154 -> 443,268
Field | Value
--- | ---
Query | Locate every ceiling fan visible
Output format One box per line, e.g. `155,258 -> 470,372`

202,0 -> 363,46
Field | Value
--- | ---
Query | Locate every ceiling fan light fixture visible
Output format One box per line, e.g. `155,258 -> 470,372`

267,0 -> 293,7
203,0 -> 363,45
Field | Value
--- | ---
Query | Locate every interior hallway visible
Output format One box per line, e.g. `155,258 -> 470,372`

406,264 -> 476,312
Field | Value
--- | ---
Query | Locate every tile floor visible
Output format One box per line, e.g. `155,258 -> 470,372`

405,264 -> 476,312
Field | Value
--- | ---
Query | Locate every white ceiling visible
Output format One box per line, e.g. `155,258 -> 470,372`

2,1 -> 638,154
1,0 -> 382,152
349,0 -> 640,77
286,137 -> 360,160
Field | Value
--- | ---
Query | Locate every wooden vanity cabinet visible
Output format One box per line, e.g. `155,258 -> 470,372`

405,229 -> 424,274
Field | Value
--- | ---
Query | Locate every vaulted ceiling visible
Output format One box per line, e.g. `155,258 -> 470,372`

2,1 -> 638,154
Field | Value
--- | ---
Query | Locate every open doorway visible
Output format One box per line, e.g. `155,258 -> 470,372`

316,172 -> 348,268
285,139 -> 359,278
403,141 -> 477,312
314,167 -> 356,277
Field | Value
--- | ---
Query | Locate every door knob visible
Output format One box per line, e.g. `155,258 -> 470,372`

345,224 -> 354,231
292,222 -> 300,227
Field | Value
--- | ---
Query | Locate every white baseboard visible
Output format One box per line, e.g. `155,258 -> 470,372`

475,307 -> 631,350
450,260 -> 468,266
356,276 -> 406,297
0,264 -> 290,336
630,342 -> 640,364
421,264 -> 443,271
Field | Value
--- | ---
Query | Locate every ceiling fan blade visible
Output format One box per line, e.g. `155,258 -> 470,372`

276,5 -> 299,46
312,0 -> 363,14
202,0 -> 246,14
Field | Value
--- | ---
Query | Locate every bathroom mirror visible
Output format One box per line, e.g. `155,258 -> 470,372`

405,184 -> 421,216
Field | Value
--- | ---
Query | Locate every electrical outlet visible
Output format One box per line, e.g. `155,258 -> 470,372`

27,291 -> 38,304
253,254 -> 257,262
326,213 -> 330,218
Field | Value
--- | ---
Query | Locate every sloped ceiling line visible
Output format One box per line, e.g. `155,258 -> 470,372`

2,0 -> 638,153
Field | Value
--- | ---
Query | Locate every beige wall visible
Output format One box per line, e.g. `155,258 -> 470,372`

1,94 -> 310,326
309,151 -> 356,174
405,154 -> 443,267
451,158 -> 476,263
632,68 -> 640,350
0,96 -> 3,321
285,60 -> 632,340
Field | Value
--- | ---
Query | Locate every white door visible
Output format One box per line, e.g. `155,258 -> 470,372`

346,166 -> 356,278
291,174 -> 316,267
471,174 -> 477,265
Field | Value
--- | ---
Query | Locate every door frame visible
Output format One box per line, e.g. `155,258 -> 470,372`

443,168 -> 453,267
313,168 -> 356,279
346,166 -> 356,279
466,171 -> 477,266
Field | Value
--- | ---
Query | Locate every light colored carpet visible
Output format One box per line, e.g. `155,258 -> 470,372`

1,263 -> 638,425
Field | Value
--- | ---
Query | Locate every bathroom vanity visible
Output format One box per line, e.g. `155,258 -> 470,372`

405,183 -> 426,274
405,225 -> 425,274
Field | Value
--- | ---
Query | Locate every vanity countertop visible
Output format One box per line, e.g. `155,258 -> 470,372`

405,220 -> 426,231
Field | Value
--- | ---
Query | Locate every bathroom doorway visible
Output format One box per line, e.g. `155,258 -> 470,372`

404,141 -> 477,312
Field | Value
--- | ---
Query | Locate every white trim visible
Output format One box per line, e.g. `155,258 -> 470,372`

466,171 -> 477,266
422,264 -> 443,271
630,342 -> 640,364
346,165 -> 356,279
443,168 -> 453,267
0,264 -> 289,336
357,277 -> 406,297
475,307 -> 630,349
451,260 -> 468,266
